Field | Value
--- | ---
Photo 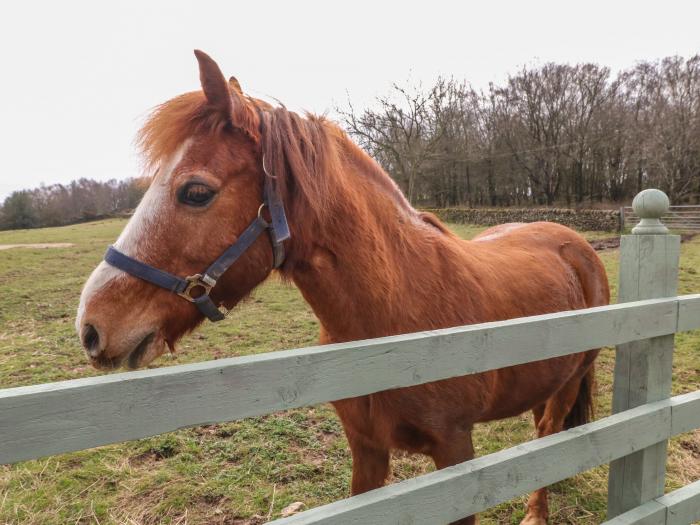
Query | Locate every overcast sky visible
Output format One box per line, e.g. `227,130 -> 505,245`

1,0 -> 698,200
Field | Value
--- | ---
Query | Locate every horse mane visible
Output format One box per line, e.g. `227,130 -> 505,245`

258,108 -> 337,223
260,105 -> 425,231
137,90 -> 420,230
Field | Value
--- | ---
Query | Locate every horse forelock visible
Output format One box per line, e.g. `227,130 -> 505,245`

137,90 -> 261,176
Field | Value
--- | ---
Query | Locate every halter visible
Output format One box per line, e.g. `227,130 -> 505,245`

103,157 -> 291,322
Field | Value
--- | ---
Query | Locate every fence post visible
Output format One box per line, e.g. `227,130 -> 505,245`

607,189 -> 681,518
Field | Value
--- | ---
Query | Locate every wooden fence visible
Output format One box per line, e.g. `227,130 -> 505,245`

621,204 -> 700,232
1,188 -> 700,524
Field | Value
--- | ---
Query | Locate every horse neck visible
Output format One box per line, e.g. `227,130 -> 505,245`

280,146 -> 476,343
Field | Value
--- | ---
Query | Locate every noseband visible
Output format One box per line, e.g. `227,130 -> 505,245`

103,159 -> 290,322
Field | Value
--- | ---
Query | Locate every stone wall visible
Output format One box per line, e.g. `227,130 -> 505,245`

423,207 -> 620,232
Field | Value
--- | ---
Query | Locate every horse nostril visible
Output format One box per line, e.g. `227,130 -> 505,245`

82,324 -> 101,355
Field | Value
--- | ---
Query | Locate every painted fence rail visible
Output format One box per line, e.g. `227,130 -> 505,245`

2,188 -> 700,524
272,393 -> 700,525
2,295 -> 698,465
604,479 -> 700,525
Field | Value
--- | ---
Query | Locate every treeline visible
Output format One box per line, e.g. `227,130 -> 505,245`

341,55 -> 700,207
0,178 -> 145,230
2,55 -> 698,230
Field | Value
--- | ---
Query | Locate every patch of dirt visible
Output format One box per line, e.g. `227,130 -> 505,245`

589,233 -> 696,251
680,438 -> 700,458
588,237 -> 622,251
0,243 -> 75,250
230,517 -> 266,525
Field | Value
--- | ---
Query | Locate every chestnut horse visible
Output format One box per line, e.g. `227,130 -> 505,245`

76,51 -> 609,524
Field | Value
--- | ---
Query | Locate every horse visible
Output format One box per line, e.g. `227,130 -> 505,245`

76,50 -> 609,525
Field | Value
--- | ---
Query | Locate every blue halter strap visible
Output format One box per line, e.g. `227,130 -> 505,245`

104,167 -> 290,322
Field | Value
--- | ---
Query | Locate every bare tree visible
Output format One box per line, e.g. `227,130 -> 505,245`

340,81 -> 446,203
340,55 -> 700,207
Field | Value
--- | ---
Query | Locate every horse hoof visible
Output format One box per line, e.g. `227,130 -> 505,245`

519,515 -> 547,525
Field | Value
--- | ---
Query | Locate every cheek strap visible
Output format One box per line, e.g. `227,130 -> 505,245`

103,169 -> 290,322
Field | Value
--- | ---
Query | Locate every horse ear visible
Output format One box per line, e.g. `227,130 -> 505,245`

194,50 -> 232,116
193,50 -> 259,141
229,76 -> 243,94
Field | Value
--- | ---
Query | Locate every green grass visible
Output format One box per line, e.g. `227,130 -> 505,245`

0,219 -> 698,524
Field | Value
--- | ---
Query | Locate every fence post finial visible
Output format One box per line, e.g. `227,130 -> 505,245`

631,188 -> 669,234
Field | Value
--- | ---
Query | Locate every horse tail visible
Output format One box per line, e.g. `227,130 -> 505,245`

564,363 -> 595,429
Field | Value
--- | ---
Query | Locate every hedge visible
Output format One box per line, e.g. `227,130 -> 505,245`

423,207 -> 620,232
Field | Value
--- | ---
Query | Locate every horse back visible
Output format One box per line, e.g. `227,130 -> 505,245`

471,221 -> 610,311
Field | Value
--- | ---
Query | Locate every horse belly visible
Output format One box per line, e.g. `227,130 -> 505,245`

477,353 -> 587,422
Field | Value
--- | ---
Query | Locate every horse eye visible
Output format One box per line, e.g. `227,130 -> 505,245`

178,183 -> 216,207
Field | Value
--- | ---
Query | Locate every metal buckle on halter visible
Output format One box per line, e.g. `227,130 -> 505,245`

257,203 -> 270,226
177,273 -> 216,302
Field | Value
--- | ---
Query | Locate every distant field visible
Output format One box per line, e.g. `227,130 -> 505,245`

0,218 -> 698,524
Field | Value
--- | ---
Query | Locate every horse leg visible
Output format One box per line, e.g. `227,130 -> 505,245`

332,396 -> 390,496
521,378 -> 583,525
347,433 -> 390,495
432,429 -> 478,525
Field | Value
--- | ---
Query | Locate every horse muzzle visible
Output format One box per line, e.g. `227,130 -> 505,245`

80,323 -> 164,370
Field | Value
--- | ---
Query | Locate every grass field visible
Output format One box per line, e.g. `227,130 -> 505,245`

0,219 -> 698,525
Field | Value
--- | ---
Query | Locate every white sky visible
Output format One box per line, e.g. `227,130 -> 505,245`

1,0 -> 698,200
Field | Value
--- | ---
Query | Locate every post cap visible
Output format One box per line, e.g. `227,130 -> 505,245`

631,189 -> 669,234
